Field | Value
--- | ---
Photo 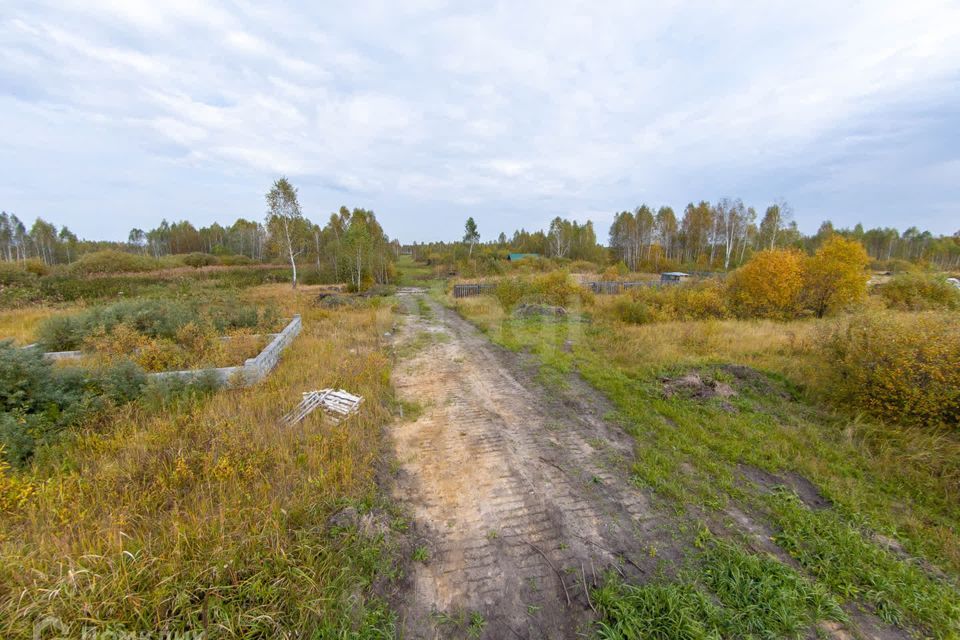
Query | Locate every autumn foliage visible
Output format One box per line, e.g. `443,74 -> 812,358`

726,236 -> 869,319
802,236 -> 870,317
822,312 -> 960,430
727,249 -> 805,318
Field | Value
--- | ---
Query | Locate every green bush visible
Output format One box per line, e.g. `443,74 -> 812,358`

870,258 -> 919,274
71,250 -> 158,275
22,259 -> 50,277
612,297 -> 656,324
876,273 -> 960,311
139,370 -> 221,412
610,281 -> 729,324
182,252 -> 220,268
0,341 -> 147,465
36,298 -> 272,351
530,271 -> 584,307
219,254 -> 253,266
494,277 -> 529,312
0,262 -> 37,287
821,312 -> 960,429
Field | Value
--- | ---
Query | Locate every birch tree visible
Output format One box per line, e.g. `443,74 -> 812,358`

463,217 -> 480,258
265,177 -> 306,289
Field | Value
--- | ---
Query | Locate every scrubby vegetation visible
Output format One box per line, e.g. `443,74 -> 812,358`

68,249 -> 159,275
29,297 -> 277,372
0,342 -> 145,465
0,285 -> 401,638
1,205 -> 957,637
448,256 -> 960,636
822,312 -> 960,429
876,272 -> 960,310
36,297 -> 275,350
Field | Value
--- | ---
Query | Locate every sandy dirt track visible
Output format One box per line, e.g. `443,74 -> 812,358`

389,293 -> 674,639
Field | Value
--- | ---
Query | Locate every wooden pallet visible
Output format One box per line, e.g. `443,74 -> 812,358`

281,389 -> 364,426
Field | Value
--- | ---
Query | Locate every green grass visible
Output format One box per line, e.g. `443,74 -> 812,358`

431,608 -> 486,638
771,490 -> 960,636
450,292 -> 960,637
700,538 -> 846,637
594,537 -> 844,639
413,545 -> 430,563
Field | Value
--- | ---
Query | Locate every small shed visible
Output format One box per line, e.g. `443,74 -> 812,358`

507,253 -> 540,262
660,271 -> 691,284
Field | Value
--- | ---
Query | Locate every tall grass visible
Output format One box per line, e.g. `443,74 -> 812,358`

450,287 -> 960,635
0,285 -> 399,638
0,305 -> 82,345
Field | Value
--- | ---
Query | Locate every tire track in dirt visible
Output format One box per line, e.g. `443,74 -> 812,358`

390,293 -> 678,639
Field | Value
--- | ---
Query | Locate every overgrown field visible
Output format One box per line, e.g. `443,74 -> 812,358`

448,278 -> 960,637
0,284 -> 403,638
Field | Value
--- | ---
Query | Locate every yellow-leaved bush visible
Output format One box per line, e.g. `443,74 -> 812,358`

803,236 -> 870,317
727,248 -> 805,319
821,312 -> 960,429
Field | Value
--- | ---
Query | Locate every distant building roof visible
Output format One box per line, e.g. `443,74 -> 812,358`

507,253 -> 540,261
661,272 -> 690,277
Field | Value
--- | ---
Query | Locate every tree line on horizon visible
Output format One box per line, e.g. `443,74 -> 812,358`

413,201 -> 960,272
2,195 -> 959,273
0,179 -> 399,290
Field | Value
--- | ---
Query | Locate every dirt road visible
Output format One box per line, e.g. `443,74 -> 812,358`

390,293 -> 674,639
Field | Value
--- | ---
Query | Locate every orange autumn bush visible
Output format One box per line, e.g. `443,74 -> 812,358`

727,248 -> 805,318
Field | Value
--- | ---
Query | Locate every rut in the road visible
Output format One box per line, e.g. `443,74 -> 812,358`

389,294 -> 681,639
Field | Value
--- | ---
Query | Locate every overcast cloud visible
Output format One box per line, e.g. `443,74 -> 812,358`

1,0 -> 959,242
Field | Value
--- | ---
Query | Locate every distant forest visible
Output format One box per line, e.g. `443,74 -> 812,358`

2,198 -> 959,272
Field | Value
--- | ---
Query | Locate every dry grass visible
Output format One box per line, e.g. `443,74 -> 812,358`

452,289 -> 960,578
0,305 -> 81,346
0,285 -> 398,638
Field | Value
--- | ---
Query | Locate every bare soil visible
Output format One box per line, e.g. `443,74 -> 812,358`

389,293 -> 680,639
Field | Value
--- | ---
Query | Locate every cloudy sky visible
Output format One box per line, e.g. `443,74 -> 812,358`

2,1 -> 959,243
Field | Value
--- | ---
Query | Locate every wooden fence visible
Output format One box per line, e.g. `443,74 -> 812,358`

453,283 -> 497,298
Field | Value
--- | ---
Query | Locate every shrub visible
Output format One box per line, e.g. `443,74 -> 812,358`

182,252 -> 220,268
219,254 -> 253,266
99,359 -> 148,404
611,281 -> 728,324
612,297 -> 656,324
37,298 -> 270,352
876,273 -> 960,311
139,369 -> 221,412
821,312 -> 960,429
727,249 -> 805,319
22,259 -> 50,277
870,258 -> 918,274
803,237 -> 869,317
530,271 -> 583,307
71,250 -> 158,275
494,277 -> 529,312
569,260 -> 601,273
0,262 -> 37,287
0,340 -> 147,465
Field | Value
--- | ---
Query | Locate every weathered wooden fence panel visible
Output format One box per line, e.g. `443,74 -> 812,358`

453,283 -> 496,298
